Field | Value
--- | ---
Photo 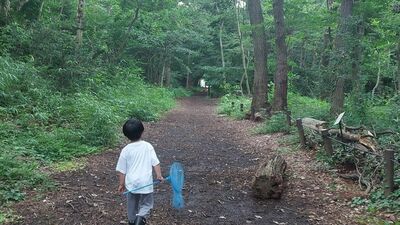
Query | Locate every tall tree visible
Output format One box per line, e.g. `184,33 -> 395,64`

219,21 -> 226,82
0,0 -> 11,24
235,0 -> 251,95
321,0 -> 334,68
272,0 -> 288,112
112,3 -> 140,62
76,0 -> 85,47
397,35 -> 400,93
330,0 -> 354,115
248,0 -> 269,119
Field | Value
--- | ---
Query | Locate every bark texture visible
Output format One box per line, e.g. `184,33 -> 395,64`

76,0 -> 85,47
235,0 -> 250,95
397,37 -> 400,93
248,0 -> 269,119
272,0 -> 288,112
219,21 -> 226,82
330,0 -> 353,115
253,155 -> 287,199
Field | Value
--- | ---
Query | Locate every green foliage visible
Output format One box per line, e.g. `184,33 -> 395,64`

351,184 -> 400,214
172,87 -> 192,98
0,210 -> 20,224
1,0 -> 399,218
50,159 -> 87,173
0,152 -> 50,204
217,94 -> 251,119
288,92 -> 331,121
256,112 -> 291,134
368,188 -> 400,213
0,58 -> 175,206
345,95 -> 400,148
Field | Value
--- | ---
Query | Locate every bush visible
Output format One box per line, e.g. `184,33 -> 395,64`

256,112 -> 291,134
0,59 -> 176,206
0,152 -> 50,204
288,92 -> 331,121
172,87 -> 192,98
218,94 -> 251,119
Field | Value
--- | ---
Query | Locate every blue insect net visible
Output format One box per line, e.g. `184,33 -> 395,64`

167,162 -> 185,209
123,162 -> 185,209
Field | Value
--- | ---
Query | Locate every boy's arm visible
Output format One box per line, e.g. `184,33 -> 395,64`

117,172 -> 126,193
153,164 -> 164,181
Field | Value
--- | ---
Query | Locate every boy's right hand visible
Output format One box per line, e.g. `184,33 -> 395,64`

118,184 -> 126,194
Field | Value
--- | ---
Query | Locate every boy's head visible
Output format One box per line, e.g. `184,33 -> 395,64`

123,118 -> 144,141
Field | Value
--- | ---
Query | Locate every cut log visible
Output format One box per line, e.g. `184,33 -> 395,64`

358,137 -> 378,152
301,118 -> 328,131
329,129 -> 361,141
252,155 -> 287,199
328,129 -> 378,151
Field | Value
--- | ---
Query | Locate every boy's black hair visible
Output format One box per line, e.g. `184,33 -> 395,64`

123,118 -> 144,141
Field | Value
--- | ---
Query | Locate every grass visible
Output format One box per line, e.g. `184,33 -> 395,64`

356,214 -> 400,225
217,94 -> 251,119
277,134 -> 300,146
288,92 -> 331,121
50,159 -> 87,173
256,112 -> 291,134
0,57 -> 177,209
0,210 -> 21,224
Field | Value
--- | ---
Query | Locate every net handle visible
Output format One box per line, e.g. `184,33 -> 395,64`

123,176 -> 171,195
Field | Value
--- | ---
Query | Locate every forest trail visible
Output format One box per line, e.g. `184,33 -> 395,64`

10,96 -> 362,225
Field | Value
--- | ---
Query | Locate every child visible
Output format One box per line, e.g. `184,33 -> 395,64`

116,118 -> 163,225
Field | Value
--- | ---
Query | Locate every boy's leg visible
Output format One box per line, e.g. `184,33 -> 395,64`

127,193 -> 140,222
137,193 -> 154,219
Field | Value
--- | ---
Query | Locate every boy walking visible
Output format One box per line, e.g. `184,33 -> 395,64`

116,119 -> 163,225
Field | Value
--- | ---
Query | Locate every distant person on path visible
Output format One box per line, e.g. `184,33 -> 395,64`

116,118 -> 164,225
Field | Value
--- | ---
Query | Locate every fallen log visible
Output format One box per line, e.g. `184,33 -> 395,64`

328,129 -> 378,151
301,118 -> 328,131
252,155 -> 287,199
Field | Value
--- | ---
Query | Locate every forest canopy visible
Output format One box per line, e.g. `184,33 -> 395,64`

0,0 -> 399,218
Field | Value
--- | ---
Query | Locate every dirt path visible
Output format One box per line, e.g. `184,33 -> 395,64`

10,96 -> 362,225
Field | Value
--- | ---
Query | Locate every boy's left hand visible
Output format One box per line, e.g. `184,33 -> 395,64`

118,184 -> 126,194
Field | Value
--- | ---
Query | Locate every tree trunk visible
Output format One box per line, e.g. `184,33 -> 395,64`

76,0 -> 85,47
2,0 -> 11,20
38,0 -> 45,21
235,0 -> 250,95
165,56 -> 171,87
113,5 -> 140,62
186,53 -> 191,89
331,77 -> 345,115
330,0 -> 353,115
17,0 -> 30,11
160,59 -> 166,87
300,40 -> 305,69
272,0 -> 288,112
248,0 -> 269,119
397,37 -> 400,93
321,27 -> 332,67
252,155 -> 287,199
219,21 -> 226,82
351,22 -> 364,95
371,61 -> 381,99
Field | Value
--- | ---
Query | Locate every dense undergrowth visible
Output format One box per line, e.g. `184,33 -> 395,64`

0,56 -> 178,207
218,91 -> 400,214
217,94 -> 251,119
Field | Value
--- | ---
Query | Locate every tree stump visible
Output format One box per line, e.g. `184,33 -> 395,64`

252,155 -> 287,199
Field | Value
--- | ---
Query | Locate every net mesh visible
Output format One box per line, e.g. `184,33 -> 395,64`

168,162 -> 184,209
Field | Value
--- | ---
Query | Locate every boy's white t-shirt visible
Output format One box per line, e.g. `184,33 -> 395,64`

116,140 -> 160,194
